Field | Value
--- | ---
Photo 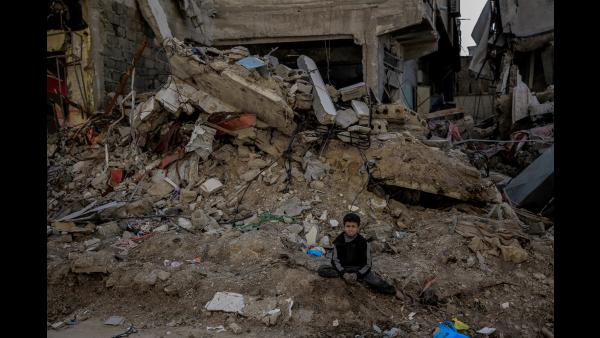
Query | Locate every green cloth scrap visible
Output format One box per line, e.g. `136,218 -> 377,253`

234,212 -> 295,232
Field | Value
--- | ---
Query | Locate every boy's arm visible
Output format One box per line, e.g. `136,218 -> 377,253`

332,246 -> 345,274
357,242 -> 372,277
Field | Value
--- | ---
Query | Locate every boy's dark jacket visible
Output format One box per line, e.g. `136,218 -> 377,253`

332,233 -> 369,275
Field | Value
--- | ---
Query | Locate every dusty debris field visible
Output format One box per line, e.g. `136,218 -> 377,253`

47,38 -> 553,338
47,139 -> 554,338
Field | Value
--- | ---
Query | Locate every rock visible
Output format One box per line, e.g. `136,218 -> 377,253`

319,210 -> 328,220
348,125 -> 371,134
262,308 -> 281,326
319,235 -> 331,248
200,178 -> 223,194
528,222 -> 546,235
500,244 -> 529,263
97,221 -> 121,238
157,270 -> 171,281
191,209 -> 219,230
126,199 -> 153,217
501,302 -> 510,309
134,270 -> 158,287
369,197 -> 387,210
148,180 -> 174,197
84,238 -> 101,249
305,226 -> 318,246
335,109 -> 358,128
70,251 -> 114,274
58,234 -> 73,243
177,218 -> 193,230
310,180 -> 325,190
240,169 -> 261,182
275,196 -> 311,217
247,158 -> 269,169
180,189 -> 198,204
285,224 -> 304,235
237,145 -> 251,157
533,272 -> 546,280
329,219 -> 339,228
371,119 -> 388,134
303,151 -> 329,181
348,205 -> 359,212
228,323 -> 243,334
396,220 -> 407,229
153,224 -> 169,232
205,292 -> 245,314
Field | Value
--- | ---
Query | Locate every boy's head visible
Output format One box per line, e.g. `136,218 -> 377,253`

343,212 -> 361,237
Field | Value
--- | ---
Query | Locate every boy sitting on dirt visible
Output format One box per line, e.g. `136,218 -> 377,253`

318,212 -> 397,295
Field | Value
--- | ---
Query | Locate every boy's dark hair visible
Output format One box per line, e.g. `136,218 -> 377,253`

343,212 -> 361,226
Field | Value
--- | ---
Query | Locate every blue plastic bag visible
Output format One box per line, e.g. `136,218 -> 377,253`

307,249 -> 323,257
433,321 -> 470,338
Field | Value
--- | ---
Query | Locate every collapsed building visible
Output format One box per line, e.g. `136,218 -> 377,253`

46,1 -> 555,336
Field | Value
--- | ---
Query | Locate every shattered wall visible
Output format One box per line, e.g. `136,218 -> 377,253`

136,0 -> 435,101
84,0 -> 170,109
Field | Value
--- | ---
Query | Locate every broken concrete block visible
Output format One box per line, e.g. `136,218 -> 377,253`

371,119 -> 388,134
205,292 -> 245,314
338,82 -> 367,102
262,308 -> 281,326
275,64 -> 293,78
335,108 -> 359,129
97,221 -> 121,238
297,55 -> 337,125
200,178 -> 223,194
178,217 -> 193,230
500,244 -> 529,263
275,196 -> 311,217
303,152 -> 330,181
369,197 -> 387,210
293,93 -> 313,110
247,158 -> 269,169
351,100 -> 370,120
348,125 -> 371,134
310,180 -> 325,190
84,238 -> 101,249
126,199 -> 154,216
229,322 -> 243,334
185,125 -> 216,160
180,189 -> 199,204
240,169 -> 261,182
70,252 -> 114,274
153,224 -> 169,232
363,140 -> 501,204
373,104 -> 406,123
326,84 -> 340,101
305,226 -> 318,247
293,80 -> 313,94
191,209 -> 219,230
157,270 -> 171,281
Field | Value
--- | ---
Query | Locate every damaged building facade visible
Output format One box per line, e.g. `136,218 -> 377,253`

47,0 -> 463,129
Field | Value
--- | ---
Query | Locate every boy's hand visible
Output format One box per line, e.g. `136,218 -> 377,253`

343,273 -> 357,282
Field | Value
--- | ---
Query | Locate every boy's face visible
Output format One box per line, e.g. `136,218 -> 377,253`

344,221 -> 360,237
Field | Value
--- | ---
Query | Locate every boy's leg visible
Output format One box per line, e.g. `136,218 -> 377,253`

318,265 -> 341,278
361,271 -> 396,294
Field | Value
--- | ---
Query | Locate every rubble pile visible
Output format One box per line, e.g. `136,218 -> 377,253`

47,38 -> 554,337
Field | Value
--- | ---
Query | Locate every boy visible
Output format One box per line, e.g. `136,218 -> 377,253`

318,212 -> 397,295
